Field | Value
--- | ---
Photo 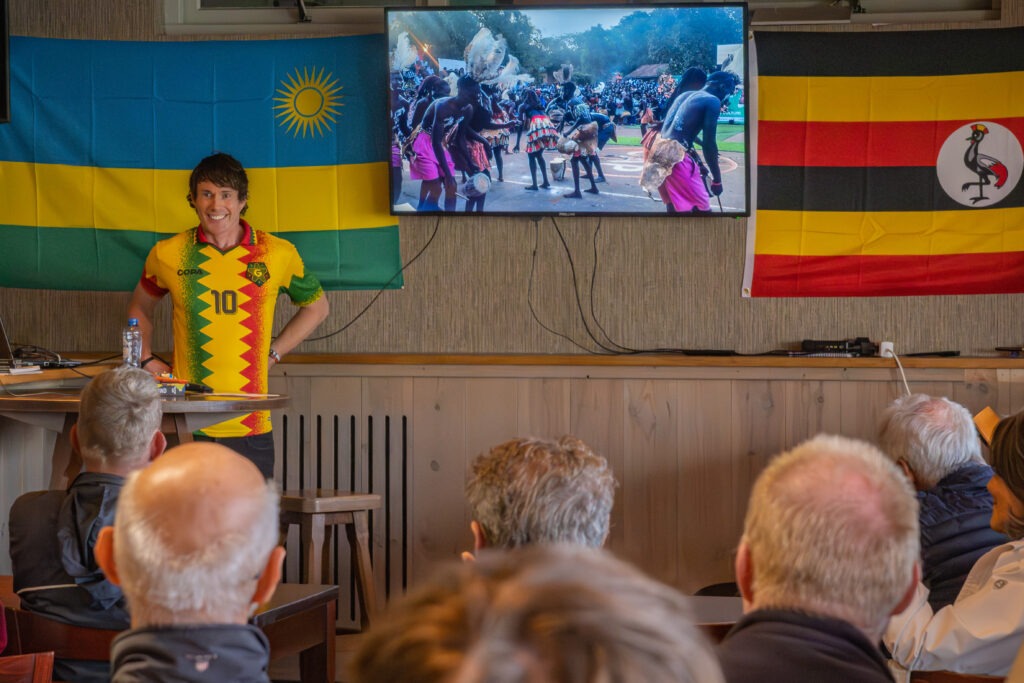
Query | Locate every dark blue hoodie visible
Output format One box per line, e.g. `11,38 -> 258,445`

917,463 -> 1009,610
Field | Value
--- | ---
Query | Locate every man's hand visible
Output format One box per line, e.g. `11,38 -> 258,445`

710,181 -> 723,196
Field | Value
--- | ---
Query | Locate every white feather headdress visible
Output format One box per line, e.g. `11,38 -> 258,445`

391,32 -> 418,73
486,56 -> 534,89
464,28 -> 507,83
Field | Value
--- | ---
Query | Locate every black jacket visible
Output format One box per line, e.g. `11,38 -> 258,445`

717,609 -> 892,683
9,472 -> 130,683
111,624 -> 271,682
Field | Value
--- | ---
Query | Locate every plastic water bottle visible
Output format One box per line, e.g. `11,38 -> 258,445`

122,317 -> 142,367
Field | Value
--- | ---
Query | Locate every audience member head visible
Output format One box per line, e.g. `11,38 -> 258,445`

465,436 -> 616,551
73,366 -> 165,475
987,412 -> 1024,539
188,152 -> 249,212
737,434 -> 919,639
96,442 -> 283,628
878,393 -> 983,489
350,545 -> 725,683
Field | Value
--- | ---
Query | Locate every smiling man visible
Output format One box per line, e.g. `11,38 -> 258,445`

128,153 -> 329,478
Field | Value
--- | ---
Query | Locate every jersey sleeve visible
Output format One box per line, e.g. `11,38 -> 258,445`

138,242 -> 170,297
279,241 -> 324,306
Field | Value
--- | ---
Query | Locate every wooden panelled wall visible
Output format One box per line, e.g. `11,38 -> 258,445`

3,0 -> 1024,357
267,359 -> 1018,596
1,359 -> 1020,602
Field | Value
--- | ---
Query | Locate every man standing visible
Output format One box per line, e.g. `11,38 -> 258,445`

95,442 -> 283,683
717,434 -> 919,682
878,394 -> 1008,609
414,76 -> 490,212
128,153 -> 329,478
9,366 -> 165,683
547,81 -> 602,198
659,71 -> 737,214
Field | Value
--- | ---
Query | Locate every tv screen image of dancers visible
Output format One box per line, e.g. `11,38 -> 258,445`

386,3 -> 749,218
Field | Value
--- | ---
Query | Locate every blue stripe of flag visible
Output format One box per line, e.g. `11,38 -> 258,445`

0,35 -> 387,169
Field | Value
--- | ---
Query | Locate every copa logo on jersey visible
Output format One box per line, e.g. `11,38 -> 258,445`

176,268 -> 204,277
246,261 -> 270,287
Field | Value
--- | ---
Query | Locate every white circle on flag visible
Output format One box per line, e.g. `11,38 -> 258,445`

936,121 -> 1022,208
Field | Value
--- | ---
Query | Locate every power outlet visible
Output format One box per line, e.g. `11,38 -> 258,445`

880,341 -> 895,358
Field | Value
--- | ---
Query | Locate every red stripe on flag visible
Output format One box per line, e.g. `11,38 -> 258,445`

758,118 -> 1024,167
750,252 -> 1024,296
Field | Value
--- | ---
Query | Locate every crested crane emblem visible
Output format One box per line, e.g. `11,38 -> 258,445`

937,121 -> 1022,208
962,124 -> 1009,203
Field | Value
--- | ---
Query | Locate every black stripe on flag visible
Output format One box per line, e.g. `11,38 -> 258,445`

754,28 -> 1024,77
758,165 -> 1024,213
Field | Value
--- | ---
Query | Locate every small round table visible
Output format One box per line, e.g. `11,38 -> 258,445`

0,387 -> 290,488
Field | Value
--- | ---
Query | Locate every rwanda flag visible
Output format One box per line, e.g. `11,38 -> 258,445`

0,35 -> 400,291
745,28 -> 1024,297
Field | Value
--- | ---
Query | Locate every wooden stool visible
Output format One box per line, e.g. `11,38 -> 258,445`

279,490 -> 382,627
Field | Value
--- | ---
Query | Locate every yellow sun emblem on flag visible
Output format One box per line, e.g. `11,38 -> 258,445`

274,67 -> 344,138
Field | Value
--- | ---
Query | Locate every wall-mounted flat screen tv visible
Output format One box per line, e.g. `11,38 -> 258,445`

386,3 -> 748,217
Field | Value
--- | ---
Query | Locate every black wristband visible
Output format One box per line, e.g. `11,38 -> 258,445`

140,356 -> 156,368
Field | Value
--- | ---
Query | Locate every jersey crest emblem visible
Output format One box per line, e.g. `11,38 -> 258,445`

246,262 -> 270,287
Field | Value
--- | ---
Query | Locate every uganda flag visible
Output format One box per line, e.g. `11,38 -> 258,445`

744,28 -> 1024,297
0,35 -> 400,291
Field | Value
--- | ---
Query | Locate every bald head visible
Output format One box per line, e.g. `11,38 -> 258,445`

130,442 -> 269,555
101,442 -> 281,627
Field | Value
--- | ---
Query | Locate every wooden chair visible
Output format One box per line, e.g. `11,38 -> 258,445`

279,490 -> 382,628
3,607 -> 119,662
0,576 -> 16,609
909,671 -> 1005,682
0,651 -> 55,683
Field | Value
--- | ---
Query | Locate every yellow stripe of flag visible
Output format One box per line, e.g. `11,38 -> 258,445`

756,208 -> 1024,256
760,72 -> 1024,123
0,161 -> 393,232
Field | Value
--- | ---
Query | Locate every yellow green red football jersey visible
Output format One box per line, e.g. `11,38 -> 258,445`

140,221 -> 323,437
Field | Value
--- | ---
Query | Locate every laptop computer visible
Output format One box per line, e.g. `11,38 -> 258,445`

0,316 -> 82,371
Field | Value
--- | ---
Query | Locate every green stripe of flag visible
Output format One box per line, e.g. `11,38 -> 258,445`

0,225 -> 402,292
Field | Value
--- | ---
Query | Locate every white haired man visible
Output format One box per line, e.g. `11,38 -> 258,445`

350,544 -> 725,683
463,435 -> 616,556
885,409 -> 1024,675
95,442 -> 284,682
8,366 -> 165,683
717,434 -> 920,683
878,394 -> 1007,609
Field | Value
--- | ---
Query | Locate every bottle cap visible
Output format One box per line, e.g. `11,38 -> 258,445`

128,317 -> 138,326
